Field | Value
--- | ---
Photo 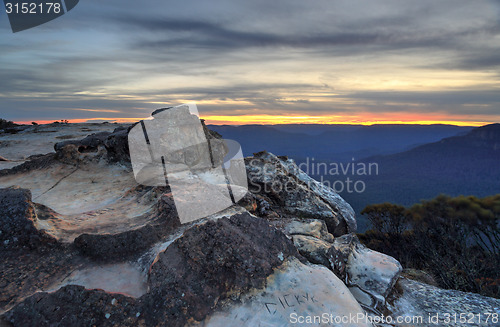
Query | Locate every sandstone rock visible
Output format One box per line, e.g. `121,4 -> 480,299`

236,191 -> 258,213
4,285 -> 140,327
280,158 -> 357,233
245,151 -> 354,236
54,127 -> 130,164
50,112 -> 225,168
74,193 -> 181,260
0,153 -> 56,177
292,234 -> 331,266
103,126 -> 131,162
346,242 -> 402,309
54,131 -> 109,153
204,258 -> 372,327
0,187 -> 57,249
4,212 -> 299,326
401,269 -> 438,287
270,218 -> 334,242
144,212 -> 299,325
326,234 -> 402,311
388,278 -> 500,327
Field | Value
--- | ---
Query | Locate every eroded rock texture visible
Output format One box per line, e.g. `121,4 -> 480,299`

245,151 -> 356,236
0,187 -> 57,249
74,193 -> 181,261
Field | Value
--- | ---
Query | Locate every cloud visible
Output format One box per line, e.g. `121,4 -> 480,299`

1,0 -> 500,123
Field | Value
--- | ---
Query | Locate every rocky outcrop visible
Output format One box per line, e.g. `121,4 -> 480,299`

245,151 -> 356,236
346,242 -> 402,310
143,212 -> 299,326
54,126 -> 131,164
0,187 -> 57,249
291,234 -> 332,266
204,258 -> 371,327
1,113 -> 498,327
388,278 -> 500,327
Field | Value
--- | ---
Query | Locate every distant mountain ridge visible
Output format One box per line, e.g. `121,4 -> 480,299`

209,123 -> 474,161
338,123 -> 500,229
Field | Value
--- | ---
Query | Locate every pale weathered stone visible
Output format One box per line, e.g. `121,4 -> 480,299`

388,278 -> 500,327
203,258 -> 371,327
346,243 -> 402,307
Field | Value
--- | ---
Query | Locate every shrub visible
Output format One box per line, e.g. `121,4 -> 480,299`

358,194 -> 500,298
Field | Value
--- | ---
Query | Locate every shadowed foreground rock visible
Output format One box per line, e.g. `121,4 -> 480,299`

0,187 -> 57,249
5,285 -> 140,327
4,213 -> 300,326
143,212 -> 299,325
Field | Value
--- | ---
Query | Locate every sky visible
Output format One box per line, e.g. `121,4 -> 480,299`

1,0 -> 500,125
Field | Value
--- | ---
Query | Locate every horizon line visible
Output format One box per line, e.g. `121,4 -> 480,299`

13,117 -> 494,127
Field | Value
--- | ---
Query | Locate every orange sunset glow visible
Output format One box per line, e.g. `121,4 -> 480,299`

15,114 -> 491,127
